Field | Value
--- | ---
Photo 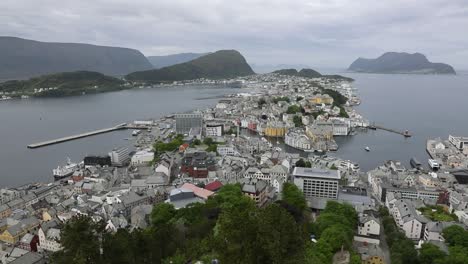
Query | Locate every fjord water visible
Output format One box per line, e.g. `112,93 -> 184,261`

0,73 -> 467,187
0,85 -> 236,187
335,72 -> 468,171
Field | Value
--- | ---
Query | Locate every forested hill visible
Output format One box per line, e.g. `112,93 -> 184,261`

0,36 -> 153,80
273,68 -> 354,82
126,50 -> 255,83
348,52 -> 456,74
0,71 -> 125,97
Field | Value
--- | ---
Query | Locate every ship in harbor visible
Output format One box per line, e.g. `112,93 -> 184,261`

410,157 -> 422,170
53,158 -> 80,180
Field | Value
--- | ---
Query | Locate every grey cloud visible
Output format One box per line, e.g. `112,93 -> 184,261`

1,0 -> 467,69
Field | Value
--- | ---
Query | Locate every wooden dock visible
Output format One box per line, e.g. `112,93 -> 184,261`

27,123 -> 128,149
371,124 -> 412,137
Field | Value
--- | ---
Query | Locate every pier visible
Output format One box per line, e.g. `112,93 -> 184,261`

27,123 -> 128,149
370,123 -> 412,137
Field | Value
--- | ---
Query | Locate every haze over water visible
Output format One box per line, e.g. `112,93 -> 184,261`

1,73 -> 468,187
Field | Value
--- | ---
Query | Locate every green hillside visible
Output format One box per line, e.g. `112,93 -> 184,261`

126,50 -> 255,83
0,71 -> 125,97
273,68 -> 354,81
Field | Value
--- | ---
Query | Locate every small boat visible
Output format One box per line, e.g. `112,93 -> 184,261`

132,130 -> 141,136
403,130 -> 412,137
365,146 -> 370,151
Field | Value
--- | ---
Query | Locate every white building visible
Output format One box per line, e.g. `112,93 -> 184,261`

285,128 -> 313,151
293,167 -> 341,199
205,123 -> 223,137
131,149 -> 154,166
358,214 -> 381,237
391,200 -> 429,240
38,222 -> 62,252
109,147 -> 130,166
217,145 -> 239,156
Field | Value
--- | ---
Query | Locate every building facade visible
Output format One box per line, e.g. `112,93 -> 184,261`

293,167 -> 340,199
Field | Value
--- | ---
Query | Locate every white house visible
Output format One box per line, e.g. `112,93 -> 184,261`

38,221 -> 62,252
358,214 -> 381,237
392,200 -> 429,240
131,149 -> 154,166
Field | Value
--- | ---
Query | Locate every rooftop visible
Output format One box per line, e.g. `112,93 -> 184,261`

293,167 -> 340,180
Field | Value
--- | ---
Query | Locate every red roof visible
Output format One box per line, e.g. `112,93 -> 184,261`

205,180 -> 223,192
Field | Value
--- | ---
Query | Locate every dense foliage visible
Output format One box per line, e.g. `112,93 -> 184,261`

53,184 -> 359,264
126,50 -> 254,83
153,134 -> 184,155
0,71 -> 125,97
272,96 -> 291,103
272,68 -> 354,81
419,205 -> 458,222
286,105 -> 302,114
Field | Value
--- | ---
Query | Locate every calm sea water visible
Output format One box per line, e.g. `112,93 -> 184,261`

1,73 -> 467,187
0,85 -> 238,187
334,72 -> 468,171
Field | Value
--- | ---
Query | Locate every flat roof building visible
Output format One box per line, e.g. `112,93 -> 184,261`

293,167 -> 340,199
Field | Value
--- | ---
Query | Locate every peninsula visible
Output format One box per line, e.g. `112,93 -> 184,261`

348,52 -> 456,74
126,50 -> 255,83
0,71 -> 125,97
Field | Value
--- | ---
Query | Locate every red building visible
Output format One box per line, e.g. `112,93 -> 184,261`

180,152 -> 216,178
18,233 -> 39,252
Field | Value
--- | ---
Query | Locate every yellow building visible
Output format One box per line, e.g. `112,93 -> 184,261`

305,125 -> 333,142
0,205 -> 12,219
309,94 -> 334,105
364,256 -> 385,264
0,217 -> 40,244
264,122 -> 287,137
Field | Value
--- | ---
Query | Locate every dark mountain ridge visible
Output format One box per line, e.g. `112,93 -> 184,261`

273,68 -> 354,81
147,52 -> 210,69
0,36 -> 153,80
348,52 -> 455,74
126,50 -> 255,82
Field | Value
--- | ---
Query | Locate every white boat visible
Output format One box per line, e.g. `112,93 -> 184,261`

132,130 -> 141,136
53,158 -> 79,180
365,146 -> 370,151
428,159 -> 440,171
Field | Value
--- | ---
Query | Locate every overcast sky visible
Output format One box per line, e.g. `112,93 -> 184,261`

2,0 -> 468,69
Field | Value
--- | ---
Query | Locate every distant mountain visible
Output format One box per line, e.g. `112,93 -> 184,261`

0,36 -> 153,80
126,50 -> 255,82
348,52 -> 456,74
251,63 -> 310,73
273,68 -> 354,81
147,53 -> 210,68
0,71 -> 125,97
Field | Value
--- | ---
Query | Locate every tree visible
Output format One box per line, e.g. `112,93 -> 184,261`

281,182 -> 307,212
51,215 -> 105,264
419,243 -> 446,264
286,105 -> 301,114
293,115 -> 303,127
442,225 -> 468,247
255,204 -> 305,264
295,159 -> 306,167
213,197 -> 258,263
151,203 -> 176,227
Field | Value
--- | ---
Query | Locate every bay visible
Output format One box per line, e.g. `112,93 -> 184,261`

0,85 -> 238,187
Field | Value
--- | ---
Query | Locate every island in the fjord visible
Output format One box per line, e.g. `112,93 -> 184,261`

348,52 -> 456,74
273,68 -> 354,82
147,52 -> 210,69
0,36 -> 153,80
0,71 -> 125,97
126,50 -> 255,82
